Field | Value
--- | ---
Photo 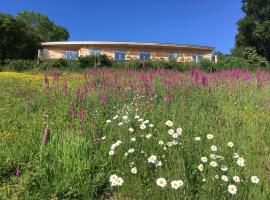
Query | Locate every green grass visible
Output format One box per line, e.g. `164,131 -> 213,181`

0,69 -> 269,200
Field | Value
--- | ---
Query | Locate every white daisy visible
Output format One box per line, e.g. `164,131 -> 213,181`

221,165 -> 228,171
236,157 -> 245,167
210,161 -> 218,167
113,115 -> 118,120
207,134 -> 214,140
168,129 -> 174,135
227,184 -> 237,195
101,136 -> 106,140
140,124 -> 146,130
128,148 -> 135,153
211,145 -> 217,151
148,155 -> 157,163
171,180 -> 183,189
131,167 -> 137,174
122,115 -> 128,120
106,119 -> 112,123
130,137 -> 136,142
251,176 -> 259,184
145,134 -> 152,139
197,164 -> 204,171
138,118 -> 144,122
201,157 -> 208,163
176,128 -> 183,135
221,175 -> 228,182
156,178 -> 167,188
109,150 -> 114,156
143,120 -> 149,124
156,161 -> 163,167
116,177 -> 124,186
195,137 -> 201,141
128,127 -> 134,132
232,176 -> 240,183
172,133 -> 179,139
233,153 -> 239,159
167,142 -> 173,147
149,124 -> 154,127
158,140 -> 164,145
165,120 -> 173,127
118,122 -> 124,126
227,141 -> 234,147
135,115 -> 139,119
109,174 -> 118,183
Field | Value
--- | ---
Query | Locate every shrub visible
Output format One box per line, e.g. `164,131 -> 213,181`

198,59 -> 216,72
217,56 -> 249,70
98,54 -> 112,67
2,59 -> 37,71
78,56 -> 95,68
38,59 -> 80,71
243,47 -> 268,67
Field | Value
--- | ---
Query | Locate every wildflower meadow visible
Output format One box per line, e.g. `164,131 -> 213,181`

0,68 -> 269,199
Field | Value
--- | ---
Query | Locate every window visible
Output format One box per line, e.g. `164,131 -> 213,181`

192,54 -> 204,62
197,54 -> 204,61
168,52 -> 178,60
140,52 -> 151,61
114,50 -> 126,61
89,48 -> 101,56
64,51 -> 78,60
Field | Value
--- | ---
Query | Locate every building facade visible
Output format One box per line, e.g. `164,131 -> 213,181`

39,41 -> 217,63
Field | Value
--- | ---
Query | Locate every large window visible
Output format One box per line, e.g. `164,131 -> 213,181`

140,52 -> 151,61
64,51 -> 78,60
168,52 -> 178,60
192,54 -> 204,62
89,48 -> 101,56
114,50 -> 126,61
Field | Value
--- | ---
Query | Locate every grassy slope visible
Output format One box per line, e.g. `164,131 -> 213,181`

0,71 -> 269,200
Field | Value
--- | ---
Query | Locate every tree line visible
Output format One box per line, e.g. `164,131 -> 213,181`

0,11 -> 69,62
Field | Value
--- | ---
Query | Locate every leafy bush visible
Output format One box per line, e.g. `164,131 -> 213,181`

78,55 -> 112,68
243,47 -> 268,67
112,60 -> 142,70
98,54 -> 113,67
217,56 -> 249,70
1,59 -> 37,71
198,59 -> 217,72
39,59 -> 80,71
78,56 -> 95,68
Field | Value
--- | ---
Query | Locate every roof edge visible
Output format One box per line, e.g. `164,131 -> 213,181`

41,41 -> 215,50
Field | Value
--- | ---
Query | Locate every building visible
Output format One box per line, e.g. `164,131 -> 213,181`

39,41 -> 217,63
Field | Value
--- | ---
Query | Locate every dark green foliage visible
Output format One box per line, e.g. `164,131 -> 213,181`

16,11 -> 69,42
1,59 -> 37,71
78,56 -> 96,68
0,11 -> 69,61
243,47 -> 268,67
98,54 -> 113,67
198,59 -> 217,72
0,14 -> 38,61
78,54 -> 112,68
236,0 -> 270,61
217,55 -> 249,70
39,59 -> 80,71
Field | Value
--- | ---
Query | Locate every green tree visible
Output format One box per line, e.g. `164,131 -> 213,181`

16,11 -> 69,42
0,14 -> 37,61
0,11 -> 69,61
236,0 -> 270,61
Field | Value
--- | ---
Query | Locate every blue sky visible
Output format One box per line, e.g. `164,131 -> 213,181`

0,0 -> 244,53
